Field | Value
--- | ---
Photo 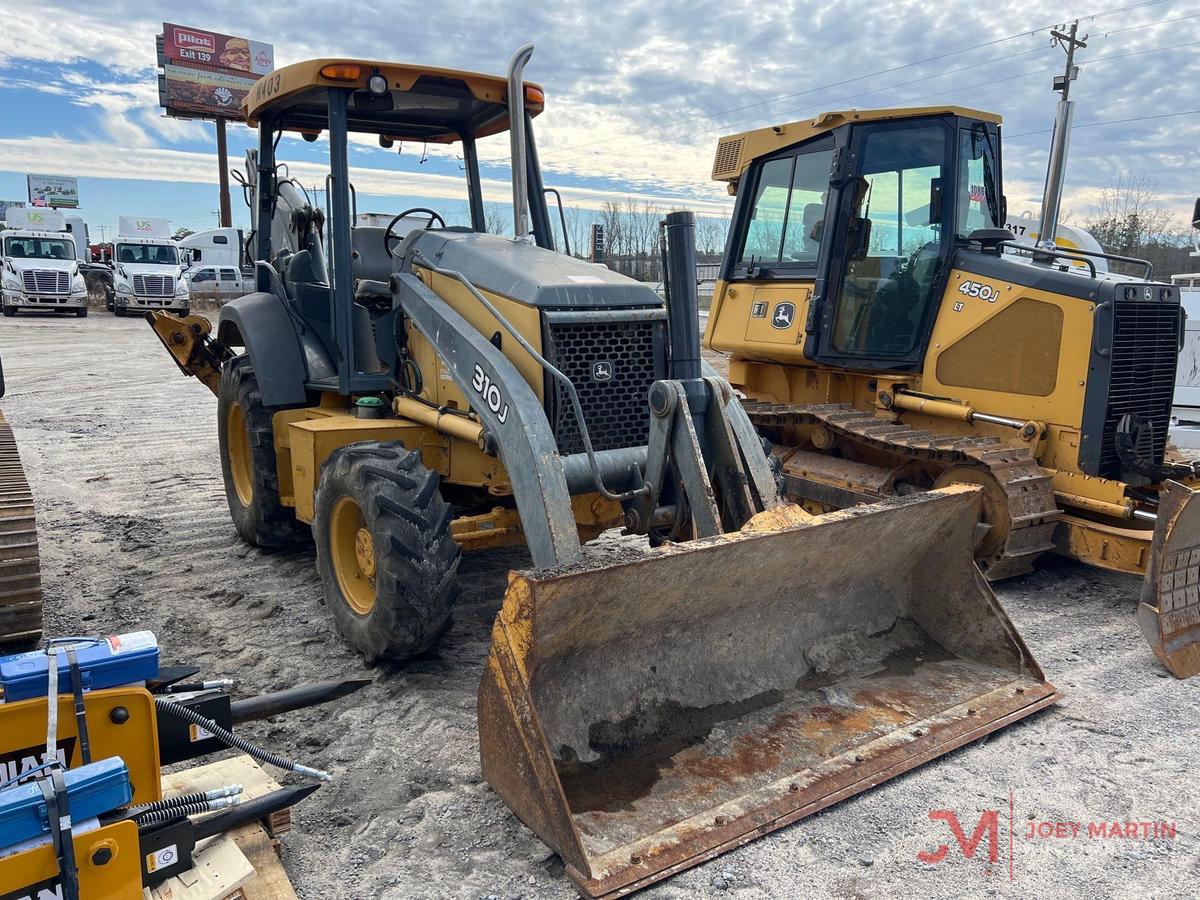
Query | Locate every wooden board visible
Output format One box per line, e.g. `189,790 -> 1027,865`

147,756 -> 300,900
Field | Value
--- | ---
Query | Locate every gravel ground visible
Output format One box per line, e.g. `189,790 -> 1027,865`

0,311 -> 1196,899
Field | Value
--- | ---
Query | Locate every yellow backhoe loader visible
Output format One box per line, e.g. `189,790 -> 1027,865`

148,54 -> 1057,895
704,105 -> 1199,679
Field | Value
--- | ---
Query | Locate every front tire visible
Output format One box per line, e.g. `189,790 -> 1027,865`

114,306 -> 126,317
1,307 -> 14,318
217,355 -> 309,548
75,307 -> 88,318
314,442 -> 459,663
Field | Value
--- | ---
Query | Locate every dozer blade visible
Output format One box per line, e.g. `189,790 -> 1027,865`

479,484 -> 1058,897
1138,480 -> 1200,678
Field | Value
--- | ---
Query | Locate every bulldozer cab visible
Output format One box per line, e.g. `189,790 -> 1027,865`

715,107 -> 1003,373
241,53 -> 559,397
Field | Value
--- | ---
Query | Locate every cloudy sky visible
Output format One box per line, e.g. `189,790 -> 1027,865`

1,0 -> 1197,242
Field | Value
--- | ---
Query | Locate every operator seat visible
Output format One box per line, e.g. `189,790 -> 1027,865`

285,248 -> 385,375
350,226 -> 393,303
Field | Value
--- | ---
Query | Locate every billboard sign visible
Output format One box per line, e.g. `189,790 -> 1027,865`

158,22 -> 274,121
27,174 -> 79,209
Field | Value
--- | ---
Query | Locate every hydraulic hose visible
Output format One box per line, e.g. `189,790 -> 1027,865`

155,698 -> 331,781
135,795 -> 239,827
126,785 -> 242,819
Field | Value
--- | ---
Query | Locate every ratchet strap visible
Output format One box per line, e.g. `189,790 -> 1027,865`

37,769 -> 81,900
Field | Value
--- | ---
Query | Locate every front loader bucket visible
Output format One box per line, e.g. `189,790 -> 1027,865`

1138,480 -> 1200,678
479,484 -> 1058,897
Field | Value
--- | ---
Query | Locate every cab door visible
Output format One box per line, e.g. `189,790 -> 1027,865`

807,116 -> 959,372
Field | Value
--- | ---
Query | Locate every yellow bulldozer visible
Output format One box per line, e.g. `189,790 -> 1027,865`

704,105 -> 1199,679
149,54 -> 1058,895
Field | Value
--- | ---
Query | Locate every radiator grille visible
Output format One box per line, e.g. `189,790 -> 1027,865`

1098,299 -> 1181,478
545,318 -> 663,455
133,274 -> 175,296
21,270 -> 69,295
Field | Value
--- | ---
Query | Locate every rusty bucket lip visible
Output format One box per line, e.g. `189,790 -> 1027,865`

566,678 -> 1061,899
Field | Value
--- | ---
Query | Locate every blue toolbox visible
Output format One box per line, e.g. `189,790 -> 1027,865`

0,757 -> 132,851
0,632 -> 159,703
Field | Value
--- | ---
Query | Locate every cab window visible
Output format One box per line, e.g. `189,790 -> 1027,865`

830,121 -> 952,358
956,124 -> 1001,237
736,140 -> 833,270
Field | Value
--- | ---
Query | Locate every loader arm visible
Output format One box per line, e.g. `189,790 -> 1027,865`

145,311 -> 230,396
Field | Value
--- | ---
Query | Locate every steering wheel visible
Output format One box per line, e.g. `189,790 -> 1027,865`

384,208 -> 446,256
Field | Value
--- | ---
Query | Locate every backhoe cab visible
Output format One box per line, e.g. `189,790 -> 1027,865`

150,67 -> 1058,896
706,107 -> 1200,678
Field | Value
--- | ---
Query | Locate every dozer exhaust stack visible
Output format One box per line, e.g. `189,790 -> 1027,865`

477,212 -> 1059,896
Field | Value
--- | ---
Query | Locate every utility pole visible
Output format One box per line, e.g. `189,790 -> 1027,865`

1037,20 -> 1087,253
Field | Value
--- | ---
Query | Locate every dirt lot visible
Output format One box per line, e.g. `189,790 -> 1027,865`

1,312 -> 1196,899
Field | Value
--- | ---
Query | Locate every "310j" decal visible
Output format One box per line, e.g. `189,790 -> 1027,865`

471,363 -> 510,424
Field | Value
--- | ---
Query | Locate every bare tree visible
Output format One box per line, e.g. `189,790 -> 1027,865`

1082,173 -> 1191,277
1083,173 -> 1176,255
483,202 -> 508,236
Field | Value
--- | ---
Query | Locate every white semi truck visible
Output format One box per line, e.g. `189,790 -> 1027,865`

0,208 -> 90,317
111,217 -> 189,316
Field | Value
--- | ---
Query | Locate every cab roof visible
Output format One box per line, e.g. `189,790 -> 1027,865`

711,106 -> 1002,185
244,59 -> 545,144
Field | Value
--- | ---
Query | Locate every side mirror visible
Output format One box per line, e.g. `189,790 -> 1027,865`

1192,197 -> 1200,230
928,178 -> 944,225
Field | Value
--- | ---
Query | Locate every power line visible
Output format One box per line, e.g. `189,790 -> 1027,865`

1005,107 -> 1200,140
543,0 -> 1176,157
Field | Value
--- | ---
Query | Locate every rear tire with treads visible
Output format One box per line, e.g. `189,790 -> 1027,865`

217,355 -> 310,548
313,442 -> 459,663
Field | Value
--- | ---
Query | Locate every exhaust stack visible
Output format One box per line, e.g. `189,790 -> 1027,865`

507,44 -> 535,244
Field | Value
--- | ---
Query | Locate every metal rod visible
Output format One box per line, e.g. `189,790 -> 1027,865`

972,411 -> 1027,429
1037,100 -> 1074,251
1132,508 -> 1158,523
229,679 -> 371,725
192,784 -> 321,841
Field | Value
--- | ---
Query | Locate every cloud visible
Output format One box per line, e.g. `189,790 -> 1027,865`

0,0 -> 1197,227
0,136 -> 735,215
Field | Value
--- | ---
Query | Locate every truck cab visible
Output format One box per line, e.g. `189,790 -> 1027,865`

111,217 -> 190,316
0,208 -> 89,317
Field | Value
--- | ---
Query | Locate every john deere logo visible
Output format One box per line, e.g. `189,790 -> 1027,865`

772,302 -> 796,329
592,361 -> 613,382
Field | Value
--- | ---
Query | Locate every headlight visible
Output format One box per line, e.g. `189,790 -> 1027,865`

174,283 -> 190,298
1,276 -> 18,291
116,282 -> 133,295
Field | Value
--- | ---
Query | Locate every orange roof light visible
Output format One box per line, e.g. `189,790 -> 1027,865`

320,64 -> 362,81
525,85 -> 545,104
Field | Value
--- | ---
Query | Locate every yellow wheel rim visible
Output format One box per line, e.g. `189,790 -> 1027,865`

330,496 -> 377,615
227,402 -> 254,507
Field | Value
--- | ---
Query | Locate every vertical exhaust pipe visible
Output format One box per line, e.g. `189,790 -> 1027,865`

507,44 -> 535,244
1037,99 -> 1074,252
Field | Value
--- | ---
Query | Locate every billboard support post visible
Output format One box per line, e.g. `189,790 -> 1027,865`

216,117 -> 232,228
